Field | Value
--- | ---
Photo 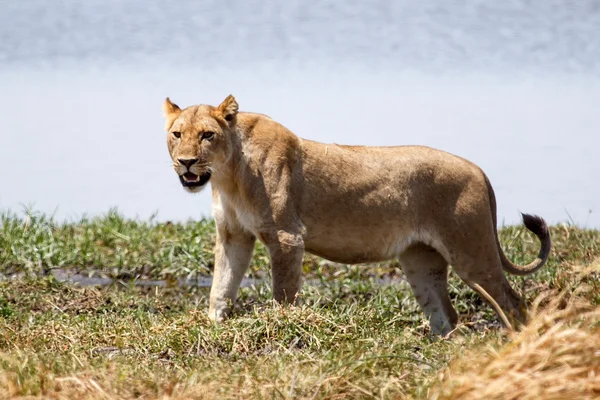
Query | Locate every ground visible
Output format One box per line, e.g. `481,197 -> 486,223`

0,210 -> 598,399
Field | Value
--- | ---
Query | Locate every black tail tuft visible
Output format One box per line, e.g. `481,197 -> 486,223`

521,213 -> 550,238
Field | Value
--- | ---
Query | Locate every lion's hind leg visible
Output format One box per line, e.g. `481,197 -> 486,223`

449,243 -> 526,329
399,243 -> 458,336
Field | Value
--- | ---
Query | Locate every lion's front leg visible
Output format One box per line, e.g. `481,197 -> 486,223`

208,225 -> 255,322
263,230 -> 305,304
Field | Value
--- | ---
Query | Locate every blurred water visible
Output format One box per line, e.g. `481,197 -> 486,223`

0,0 -> 598,227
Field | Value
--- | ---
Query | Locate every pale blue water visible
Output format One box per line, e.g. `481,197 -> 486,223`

0,0 -> 599,227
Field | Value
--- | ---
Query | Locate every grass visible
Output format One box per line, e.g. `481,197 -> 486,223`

0,209 -> 599,399
431,280 -> 600,400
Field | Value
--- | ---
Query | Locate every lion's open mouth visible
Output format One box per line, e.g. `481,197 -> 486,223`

179,171 -> 212,188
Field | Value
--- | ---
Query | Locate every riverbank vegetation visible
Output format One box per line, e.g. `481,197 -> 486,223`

1,209 -> 598,399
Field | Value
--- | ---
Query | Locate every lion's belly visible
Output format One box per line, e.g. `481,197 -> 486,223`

303,222 -> 415,264
304,246 -> 395,264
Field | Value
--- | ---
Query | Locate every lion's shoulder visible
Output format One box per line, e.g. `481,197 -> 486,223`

237,112 -> 300,145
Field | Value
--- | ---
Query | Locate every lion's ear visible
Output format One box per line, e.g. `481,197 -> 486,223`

216,95 -> 238,124
163,97 -> 181,117
163,97 -> 182,130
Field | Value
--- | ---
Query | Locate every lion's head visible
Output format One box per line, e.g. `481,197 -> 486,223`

163,95 -> 238,193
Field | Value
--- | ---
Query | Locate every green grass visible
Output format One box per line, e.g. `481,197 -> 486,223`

0,209 -> 599,399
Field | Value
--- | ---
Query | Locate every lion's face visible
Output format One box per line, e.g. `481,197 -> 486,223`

163,95 -> 238,193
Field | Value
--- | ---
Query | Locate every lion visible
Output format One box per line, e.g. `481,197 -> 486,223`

163,95 -> 551,335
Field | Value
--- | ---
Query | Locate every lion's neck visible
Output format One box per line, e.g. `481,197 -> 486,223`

210,127 -> 248,194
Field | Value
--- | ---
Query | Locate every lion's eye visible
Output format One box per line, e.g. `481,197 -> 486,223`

172,131 -> 181,139
202,131 -> 215,140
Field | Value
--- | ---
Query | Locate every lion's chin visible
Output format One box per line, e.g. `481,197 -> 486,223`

179,171 -> 211,193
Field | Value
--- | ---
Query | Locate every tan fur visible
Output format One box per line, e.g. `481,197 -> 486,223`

163,95 -> 552,335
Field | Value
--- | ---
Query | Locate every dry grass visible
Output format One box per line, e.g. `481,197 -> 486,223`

431,260 -> 600,400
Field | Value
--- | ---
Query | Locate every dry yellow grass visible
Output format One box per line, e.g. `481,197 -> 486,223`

430,260 -> 600,400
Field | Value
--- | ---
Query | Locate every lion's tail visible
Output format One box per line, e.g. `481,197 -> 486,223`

485,175 -> 552,276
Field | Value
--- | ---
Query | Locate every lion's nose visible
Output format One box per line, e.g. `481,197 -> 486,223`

178,158 -> 198,169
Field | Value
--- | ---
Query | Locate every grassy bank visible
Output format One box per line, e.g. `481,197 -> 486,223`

0,210 -> 599,399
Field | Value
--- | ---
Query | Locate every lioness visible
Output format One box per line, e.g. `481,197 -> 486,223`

163,95 -> 551,335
